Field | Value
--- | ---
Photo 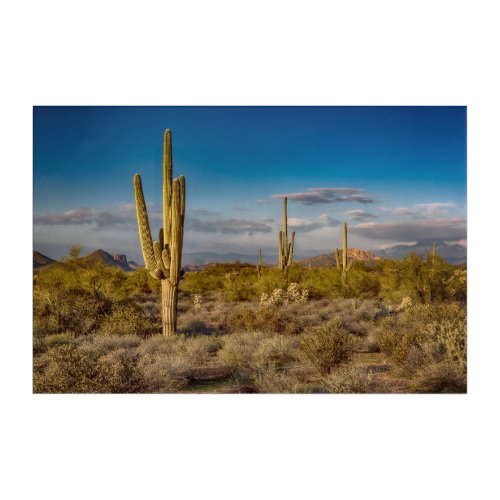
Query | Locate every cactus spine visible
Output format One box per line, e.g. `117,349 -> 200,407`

278,197 -> 295,274
335,222 -> 353,285
257,249 -> 263,278
134,129 -> 185,337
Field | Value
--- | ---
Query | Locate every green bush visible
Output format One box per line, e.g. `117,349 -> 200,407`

222,303 -> 305,335
34,287 -> 112,337
33,344 -> 141,393
300,319 -> 358,375
97,300 -> 159,337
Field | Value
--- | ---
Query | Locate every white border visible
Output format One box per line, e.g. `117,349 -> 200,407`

1,1 -> 499,499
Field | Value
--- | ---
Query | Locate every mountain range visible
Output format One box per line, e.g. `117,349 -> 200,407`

33,241 -> 466,271
373,241 -> 466,265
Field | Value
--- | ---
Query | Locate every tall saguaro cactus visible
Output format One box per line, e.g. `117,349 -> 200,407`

257,249 -> 263,278
278,197 -> 295,273
335,222 -> 353,285
134,129 -> 185,337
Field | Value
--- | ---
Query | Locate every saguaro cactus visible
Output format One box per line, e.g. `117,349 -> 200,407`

278,197 -> 295,273
134,129 -> 185,337
335,222 -> 353,284
257,249 -> 263,278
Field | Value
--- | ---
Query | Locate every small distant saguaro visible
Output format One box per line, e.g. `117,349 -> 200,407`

278,197 -> 295,275
134,129 -> 185,337
335,222 -> 353,285
257,249 -> 263,278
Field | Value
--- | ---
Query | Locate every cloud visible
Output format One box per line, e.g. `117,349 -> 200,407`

350,217 -> 466,243
187,208 -> 219,216
33,205 -> 161,229
186,216 -> 272,235
414,202 -> 455,216
391,207 -> 416,216
272,187 -> 374,205
288,213 -> 340,232
34,208 -> 95,226
344,209 -> 377,221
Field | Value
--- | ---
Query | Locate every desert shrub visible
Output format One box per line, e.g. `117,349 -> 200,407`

97,300 -> 158,337
180,319 -> 218,335
411,359 -> 466,393
79,335 -> 142,358
138,335 -> 220,365
253,335 -> 299,366
33,334 -> 47,355
135,334 -> 222,392
300,320 -> 358,375
297,268 -> 343,299
445,268 -> 467,302
260,283 -> 309,307
222,304 -> 304,335
34,287 -> 112,337
217,332 -> 265,369
33,344 -> 140,393
252,365 -> 303,393
217,332 -> 301,391
323,366 -> 377,393
180,270 -> 225,295
346,268 -> 381,299
376,303 -> 466,392
137,354 -> 191,392
45,333 -> 79,349
218,332 -> 295,368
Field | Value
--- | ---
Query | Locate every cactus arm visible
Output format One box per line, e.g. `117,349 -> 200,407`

342,222 -> 348,271
335,248 -> 341,269
346,260 -> 354,272
159,228 -> 164,249
283,197 -> 288,261
154,241 -> 168,276
134,174 -> 160,277
288,231 -> 295,265
178,175 -> 186,251
278,230 -> 283,269
162,247 -> 171,271
163,129 -> 173,247
169,178 -> 182,285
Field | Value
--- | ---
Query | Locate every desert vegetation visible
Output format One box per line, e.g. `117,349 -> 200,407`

33,246 -> 466,393
32,128 -> 467,394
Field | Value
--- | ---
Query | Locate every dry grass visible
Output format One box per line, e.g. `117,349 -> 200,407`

32,296 -> 466,394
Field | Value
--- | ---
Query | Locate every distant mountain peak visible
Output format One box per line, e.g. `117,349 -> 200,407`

297,248 -> 381,268
33,250 -> 57,269
85,249 -> 133,271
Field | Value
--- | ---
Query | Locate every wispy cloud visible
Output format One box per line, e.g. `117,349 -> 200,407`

288,213 -> 340,232
350,217 -> 466,242
391,207 -> 416,216
186,216 -> 272,235
272,187 -> 374,205
344,209 -> 377,221
414,202 -> 455,216
187,208 -> 219,216
33,205 -> 160,229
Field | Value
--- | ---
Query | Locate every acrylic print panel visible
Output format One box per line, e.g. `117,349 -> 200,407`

33,106 -> 467,394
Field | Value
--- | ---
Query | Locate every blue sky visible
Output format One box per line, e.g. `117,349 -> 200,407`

33,106 -> 466,262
